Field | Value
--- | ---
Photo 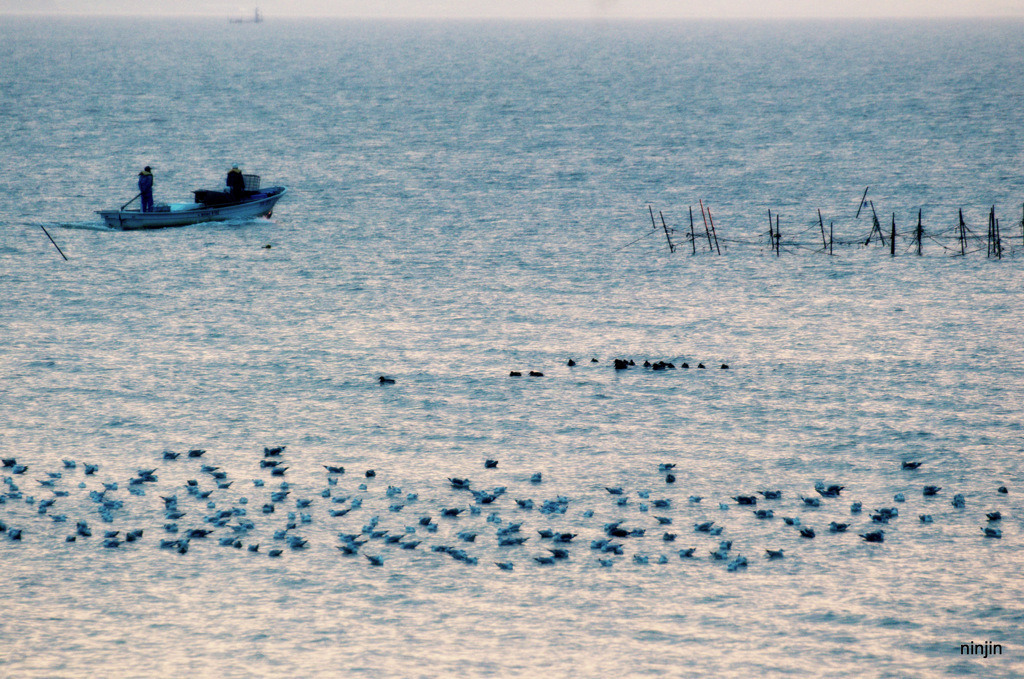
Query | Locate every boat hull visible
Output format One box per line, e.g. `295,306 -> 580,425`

97,187 -> 286,230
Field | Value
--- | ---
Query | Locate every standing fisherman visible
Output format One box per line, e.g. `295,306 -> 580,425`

138,166 -> 154,212
226,164 -> 246,199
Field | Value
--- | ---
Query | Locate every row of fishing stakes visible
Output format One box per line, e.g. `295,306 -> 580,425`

646,188 -> 1024,259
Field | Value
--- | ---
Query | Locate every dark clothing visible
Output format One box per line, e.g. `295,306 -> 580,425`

138,171 -> 154,212
226,169 -> 245,198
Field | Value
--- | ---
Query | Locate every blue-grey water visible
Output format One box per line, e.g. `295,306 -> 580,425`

1,16 -> 1024,678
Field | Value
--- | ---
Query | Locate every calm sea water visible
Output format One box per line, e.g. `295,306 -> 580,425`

1,16 -> 1024,678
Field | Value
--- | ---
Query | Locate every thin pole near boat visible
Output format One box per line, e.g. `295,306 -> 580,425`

39,225 -> 68,261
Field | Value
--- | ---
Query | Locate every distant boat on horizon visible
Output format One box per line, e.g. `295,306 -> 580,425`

230,8 -> 263,24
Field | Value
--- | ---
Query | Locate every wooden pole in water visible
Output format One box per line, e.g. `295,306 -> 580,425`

699,199 -> 713,252
958,209 -> 967,256
868,201 -> 885,247
659,211 -> 675,253
649,205 -> 657,231
915,209 -> 923,256
706,206 -> 721,255
767,209 -> 774,253
890,213 -> 896,257
775,213 -> 781,257
856,186 -> 869,219
818,209 -> 827,250
829,221 -> 834,255
689,206 -> 697,255
987,207 -> 994,259
39,225 -> 68,261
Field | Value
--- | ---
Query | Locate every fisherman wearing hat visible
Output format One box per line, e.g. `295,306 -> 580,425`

226,164 -> 246,199
138,166 -> 154,212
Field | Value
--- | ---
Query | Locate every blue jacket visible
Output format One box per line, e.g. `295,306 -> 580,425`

138,171 -> 154,193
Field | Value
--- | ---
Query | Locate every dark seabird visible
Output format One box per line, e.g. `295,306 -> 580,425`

548,548 -> 569,559
534,556 -> 556,565
378,376 -> 395,384
758,490 -> 783,500
681,363 -> 689,369
952,494 -> 966,508
605,487 -> 624,495
324,465 -> 345,474
662,533 -> 676,542
697,363 -> 705,369
753,509 -> 774,519
187,449 -> 206,458
800,496 -> 821,507
268,549 -> 283,557
919,514 -> 933,523
495,561 -> 514,570
720,364 -> 729,369
530,473 -> 542,484
981,527 -> 1002,538
829,522 -> 849,533
448,477 -> 470,489
733,495 -> 757,505
998,486 -> 1008,494
163,451 -> 180,460
860,530 -> 885,543
850,502 -> 863,514
659,463 -> 676,472
365,470 -> 376,478
923,485 -> 941,496
566,359 -> 576,367
263,446 -> 285,456
484,459 -> 498,469
509,371 -> 522,377
591,358 -> 599,363
986,511 -> 1002,521
815,482 -> 844,497
528,371 -> 544,377
902,461 -> 923,470
694,521 -> 715,533
799,527 -> 816,539
765,549 -> 785,560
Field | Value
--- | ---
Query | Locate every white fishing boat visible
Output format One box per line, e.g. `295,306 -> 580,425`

97,175 -> 286,231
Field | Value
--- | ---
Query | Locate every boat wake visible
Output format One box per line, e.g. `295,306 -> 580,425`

43,220 -> 116,232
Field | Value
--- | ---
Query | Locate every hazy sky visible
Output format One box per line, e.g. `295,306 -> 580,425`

2,0 -> 1023,18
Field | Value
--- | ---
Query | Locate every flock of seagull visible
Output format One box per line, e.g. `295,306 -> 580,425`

0,442 -> 1012,571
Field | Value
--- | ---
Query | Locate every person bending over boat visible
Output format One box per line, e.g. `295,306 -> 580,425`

226,165 -> 246,199
138,166 -> 154,212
